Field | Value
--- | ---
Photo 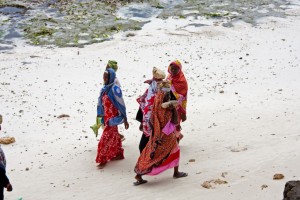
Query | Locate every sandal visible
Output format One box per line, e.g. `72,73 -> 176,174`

133,179 -> 148,186
97,163 -> 106,169
173,172 -> 188,179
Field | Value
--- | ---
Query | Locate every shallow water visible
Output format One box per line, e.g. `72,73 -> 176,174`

0,0 -> 292,48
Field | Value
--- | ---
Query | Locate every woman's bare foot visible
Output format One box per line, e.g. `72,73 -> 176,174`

97,163 -> 106,169
112,154 -> 124,161
119,133 -> 125,141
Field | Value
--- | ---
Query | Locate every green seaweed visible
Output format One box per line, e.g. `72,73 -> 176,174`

32,27 -> 54,37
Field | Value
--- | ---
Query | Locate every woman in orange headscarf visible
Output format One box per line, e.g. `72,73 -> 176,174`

167,60 -> 188,141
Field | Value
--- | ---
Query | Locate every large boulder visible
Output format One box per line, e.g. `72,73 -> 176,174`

283,181 -> 300,200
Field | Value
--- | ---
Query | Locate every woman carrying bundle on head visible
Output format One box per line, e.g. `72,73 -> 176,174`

133,83 -> 188,186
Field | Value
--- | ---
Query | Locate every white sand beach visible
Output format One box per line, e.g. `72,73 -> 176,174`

1,3 -> 300,200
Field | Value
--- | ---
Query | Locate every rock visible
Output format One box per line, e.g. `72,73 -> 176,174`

229,146 -> 248,152
201,178 -> 227,189
261,184 -> 268,190
274,173 -> 285,180
57,114 -> 70,119
219,90 -> 224,94
283,181 -> 300,200
126,33 -> 135,37
25,167 -> 29,171
213,179 -> 227,184
221,172 -> 228,178
0,137 -> 16,144
201,181 -> 212,189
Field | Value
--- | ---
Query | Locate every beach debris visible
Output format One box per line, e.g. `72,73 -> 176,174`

283,181 -> 300,199
261,184 -> 268,190
57,114 -> 70,119
201,178 -> 228,189
228,145 -> 248,152
0,137 -> 16,144
273,173 -> 285,180
189,159 -> 196,162
221,172 -> 228,178
126,33 -> 135,37
201,181 -> 213,189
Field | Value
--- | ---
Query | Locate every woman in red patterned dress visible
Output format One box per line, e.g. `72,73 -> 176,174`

96,68 -> 129,169
133,88 -> 188,185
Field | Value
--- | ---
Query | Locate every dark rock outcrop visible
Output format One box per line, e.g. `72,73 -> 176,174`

283,181 -> 300,200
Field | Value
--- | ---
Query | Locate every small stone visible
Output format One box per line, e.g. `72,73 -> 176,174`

201,181 -> 212,189
25,167 -> 29,171
221,172 -> 228,178
219,90 -> 224,94
57,114 -> 70,119
126,33 -> 135,37
213,179 -> 227,184
261,184 -> 268,190
273,173 -> 285,180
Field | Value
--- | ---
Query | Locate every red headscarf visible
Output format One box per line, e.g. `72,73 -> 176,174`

167,60 -> 188,97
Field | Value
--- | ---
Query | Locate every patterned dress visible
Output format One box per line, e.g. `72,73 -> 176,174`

96,94 -> 124,164
134,91 -> 180,175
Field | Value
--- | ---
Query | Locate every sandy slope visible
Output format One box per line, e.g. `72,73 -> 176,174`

1,4 -> 300,200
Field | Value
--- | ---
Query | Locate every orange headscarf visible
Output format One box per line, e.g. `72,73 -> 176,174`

167,60 -> 188,97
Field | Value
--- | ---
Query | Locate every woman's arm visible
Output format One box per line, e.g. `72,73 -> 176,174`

170,105 -> 178,124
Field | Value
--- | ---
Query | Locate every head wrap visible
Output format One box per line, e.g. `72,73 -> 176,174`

107,60 -> 118,72
167,60 -> 188,96
97,68 -> 127,126
102,68 -> 116,92
152,67 -> 166,80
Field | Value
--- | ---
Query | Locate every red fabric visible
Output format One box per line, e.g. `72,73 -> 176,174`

158,148 -> 180,168
134,91 -> 179,175
96,94 -> 124,164
168,60 -> 188,97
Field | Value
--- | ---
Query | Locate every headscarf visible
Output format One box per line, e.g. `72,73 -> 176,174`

107,60 -> 118,72
97,68 -> 127,126
167,60 -> 188,97
153,67 -> 166,80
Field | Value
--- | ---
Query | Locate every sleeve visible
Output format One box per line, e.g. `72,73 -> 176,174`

0,164 -> 9,186
97,94 -> 104,116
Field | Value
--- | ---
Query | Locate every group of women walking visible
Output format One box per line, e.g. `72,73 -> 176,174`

94,60 -> 188,185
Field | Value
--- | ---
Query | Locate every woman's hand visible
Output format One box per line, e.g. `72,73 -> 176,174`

6,183 -> 13,192
124,120 -> 129,130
